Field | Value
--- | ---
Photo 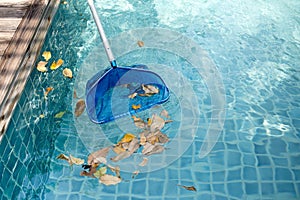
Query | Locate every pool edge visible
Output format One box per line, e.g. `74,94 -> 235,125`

0,0 -> 60,141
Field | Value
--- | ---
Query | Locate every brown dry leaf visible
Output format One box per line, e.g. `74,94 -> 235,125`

57,153 -> 69,161
132,104 -> 141,110
62,68 -> 73,78
141,84 -> 159,96
108,165 -> 121,178
128,92 -> 137,99
80,163 -> 99,178
42,51 -> 51,61
150,114 -> 165,132
74,99 -> 86,117
110,151 -> 132,162
118,133 -> 136,144
143,144 -> 164,156
50,58 -> 64,70
88,147 -> 110,165
137,40 -> 144,47
142,142 -> 155,155
147,134 -> 159,145
69,154 -> 84,165
177,185 -> 197,192
138,157 -> 148,167
127,138 -> 140,154
73,90 -> 78,98
139,132 -> 147,146
99,174 -> 121,186
132,116 -> 147,129
113,145 -> 126,154
132,170 -> 140,179
37,61 -> 48,72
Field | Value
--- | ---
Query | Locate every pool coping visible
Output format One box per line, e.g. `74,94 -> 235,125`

0,0 -> 60,141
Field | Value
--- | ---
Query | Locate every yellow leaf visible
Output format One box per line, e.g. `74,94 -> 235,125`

118,133 -> 136,144
132,116 -> 146,129
37,61 -> 48,72
137,40 -> 144,47
69,154 -> 84,165
42,51 -> 51,61
50,59 -> 64,70
132,104 -> 141,110
113,145 -> 126,154
93,166 -> 107,178
128,92 -> 137,99
44,87 -> 53,97
54,111 -> 66,118
63,68 -> 73,78
56,153 -> 69,161
99,174 -> 121,186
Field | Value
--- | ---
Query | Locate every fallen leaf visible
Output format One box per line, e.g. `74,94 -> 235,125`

132,104 -> 141,110
150,114 -> 165,132
44,87 -> 53,97
50,58 -> 64,70
138,157 -> 148,166
37,61 -> 48,72
118,133 -> 136,144
132,116 -> 147,129
142,142 -> 155,155
63,68 -> 73,78
93,166 -> 107,178
57,153 -> 69,161
177,185 -> 197,192
139,84 -> 159,96
139,132 -> 147,146
54,111 -> 66,118
73,90 -> 78,98
74,99 -> 86,117
113,145 -> 126,154
108,165 -> 121,178
80,163 -> 99,178
143,144 -> 164,156
127,138 -> 140,154
110,151 -> 131,162
99,174 -> 121,186
128,92 -> 137,99
132,170 -> 140,178
137,40 -> 144,47
88,147 -> 110,165
42,51 -> 51,61
69,154 -> 84,165
39,114 -> 45,118
146,134 -> 159,145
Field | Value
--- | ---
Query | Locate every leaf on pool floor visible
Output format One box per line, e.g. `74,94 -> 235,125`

138,157 -> 148,167
88,147 -> 110,165
128,92 -> 137,99
110,151 -> 132,162
137,40 -> 144,47
37,61 -> 48,72
44,87 -> 53,97
69,154 -> 84,165
93,166 -> 107,178
99,174 -> 121,186
132,104 -> 141,110
177,184 -> 197,192
132,116 -> 147,129
74,99 -> 86,117
143,143 -> 165,156
54,111 -> 66,118
150,114 -> 165,132
42,51 -> 51,61
62,68 -> 73,78
57,153 -> 69,161
50,58 -> 64,70
118,133 -> 136,144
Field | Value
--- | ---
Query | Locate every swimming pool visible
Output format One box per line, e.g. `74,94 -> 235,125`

0,0 -> 300,199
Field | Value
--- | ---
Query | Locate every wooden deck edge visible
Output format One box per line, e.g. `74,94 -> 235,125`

0,0 -> 60,140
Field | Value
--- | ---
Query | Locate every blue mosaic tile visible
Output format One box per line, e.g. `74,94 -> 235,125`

261,182 -> 274,195
227,168 -> 242,181
258,168 -> 274,181
257,155 -> 271,167
242,154 -> 257,166
245,182 -> 258,195
227,151 -> 242,167
275,168 -> 293,181
276,182 -> 296,194
147,180 -> 165,196
227,182 -> 244,199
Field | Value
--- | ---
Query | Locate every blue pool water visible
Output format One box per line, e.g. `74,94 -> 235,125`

1,0 -> 300,199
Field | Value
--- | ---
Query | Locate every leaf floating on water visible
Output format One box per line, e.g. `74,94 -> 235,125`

54,111 -> 66,118
99,174 -> 121,186
160,109 -> 170,118
127,138 -> 140,154
137,40 -> 144,47
62,68 -> 73,78
139,84 -> 159,97
132,170 -> 140,179
80,163 -> 99,178
143,144 -> 164,156
150,114 -> 165,132
132,104 -> 141,110
44,87 -> 53,97
37,61 -> 48,72
88,147 -> 110,165
69,154 -> 84,165
42,51 -> 51,61
50,58 -> 64,70
113,145 -> 126,154
138,157 -> 148,166
139,132 -> 147,146
74,99 -> 86,117
73,90 -> 78,98
57,153 -> 69,161
177,185 -> 197,192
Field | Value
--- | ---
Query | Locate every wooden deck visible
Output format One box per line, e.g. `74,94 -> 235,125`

0,0 -> 60,140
